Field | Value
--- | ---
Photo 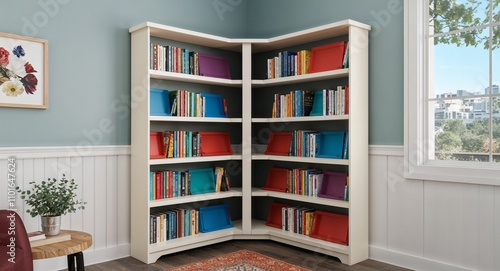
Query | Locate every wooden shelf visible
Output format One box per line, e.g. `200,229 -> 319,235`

149,188 -> 243,208
149,70 -> 242,86
252,188 -> 349,208
251,69 -> 349,88
150,116 -> 242,123
252,115 -> 348,123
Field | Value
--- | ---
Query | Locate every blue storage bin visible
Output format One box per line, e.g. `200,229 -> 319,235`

201,93 -> 226,117
316,131 -> 346,158
188,168 -> 216,195
150,89 -> 171,116
199,204 -> 234,233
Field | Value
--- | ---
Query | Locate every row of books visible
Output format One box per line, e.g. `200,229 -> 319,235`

163,130 -> 201,158
150,43 -> 231,79
266,202 -> 349,245
290,130 -> 348,159
272,90 -> 315,118
266,41 -> 349,79
169,90 -> 227,117
150,131 -> 233,159
310,86 -> 349,116
264,130 -> 348,159
150,167 -> 231,200
282,205 -> 315,235
150,204 -> 234,244
149,208 -> 199,243
267,49 -> 311,79
262,168 -> 349,201
150,43 -> 199,74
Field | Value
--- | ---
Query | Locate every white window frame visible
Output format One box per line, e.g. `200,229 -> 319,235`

404,0 -> 500,186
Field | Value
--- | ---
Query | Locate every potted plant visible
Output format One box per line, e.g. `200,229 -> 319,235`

16,174 -> 86,235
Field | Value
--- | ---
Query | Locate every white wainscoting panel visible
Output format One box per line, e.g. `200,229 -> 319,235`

1,145 -> 499,271
387,155 -> 424,258
0,146 -> 131,271
368,154 -> 388,249
369,145 -> 500,271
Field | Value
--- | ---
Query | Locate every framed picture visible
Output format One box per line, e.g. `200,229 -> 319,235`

0,32 -> 48,109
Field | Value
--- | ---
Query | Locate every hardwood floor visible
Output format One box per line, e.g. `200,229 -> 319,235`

78,240 -> 413,271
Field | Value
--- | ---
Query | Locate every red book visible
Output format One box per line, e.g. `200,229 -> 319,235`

155,171 -> 162,199
28,231 -> 46,242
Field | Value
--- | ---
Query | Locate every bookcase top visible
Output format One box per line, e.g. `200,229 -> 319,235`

129,19 -> 371,53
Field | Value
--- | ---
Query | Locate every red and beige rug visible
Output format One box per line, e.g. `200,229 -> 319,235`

167,249 -> 311,271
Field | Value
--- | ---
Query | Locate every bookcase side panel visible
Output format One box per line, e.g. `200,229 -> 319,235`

347,25 -> 370,265
241,43 -> 253,233
130,26 -> 153,263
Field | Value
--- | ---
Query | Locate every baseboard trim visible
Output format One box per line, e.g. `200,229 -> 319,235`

34,244 -> 130,271
370,246 -> 473,271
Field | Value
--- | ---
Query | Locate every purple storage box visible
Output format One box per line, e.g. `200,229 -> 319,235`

198,53 -> 231,79
318,171 -> 347,200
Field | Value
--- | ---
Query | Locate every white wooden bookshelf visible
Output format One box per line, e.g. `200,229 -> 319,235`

130,19 -> 370,265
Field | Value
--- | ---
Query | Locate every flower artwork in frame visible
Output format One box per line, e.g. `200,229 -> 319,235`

0,32 -> 48,109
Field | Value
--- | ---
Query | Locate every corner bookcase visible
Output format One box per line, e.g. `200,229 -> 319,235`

130,19 -> 370,265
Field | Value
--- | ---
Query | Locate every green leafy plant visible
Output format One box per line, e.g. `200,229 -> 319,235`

16,174 -> 86,217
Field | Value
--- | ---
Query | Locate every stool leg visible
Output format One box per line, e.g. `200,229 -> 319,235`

67,254 -> 76,271
75,252 -> 85,271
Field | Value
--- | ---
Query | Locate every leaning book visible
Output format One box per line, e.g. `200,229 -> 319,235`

30,232 -> 71,247
28,231 -> 46,242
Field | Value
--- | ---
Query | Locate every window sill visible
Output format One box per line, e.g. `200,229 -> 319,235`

404,162 -> 500,186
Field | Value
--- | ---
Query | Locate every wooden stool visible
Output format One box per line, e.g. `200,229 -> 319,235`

31,230 -> 93,271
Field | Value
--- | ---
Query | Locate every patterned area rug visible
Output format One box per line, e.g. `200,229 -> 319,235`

166,249 -> 311,271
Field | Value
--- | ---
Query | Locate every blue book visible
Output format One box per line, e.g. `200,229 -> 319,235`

343,131 -> 349,159
149,172 -> 154,200
184,209 -> 190,236
294,90 -> 301,117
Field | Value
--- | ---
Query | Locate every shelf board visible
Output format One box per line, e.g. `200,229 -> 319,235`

148,220 -> 243,254
252,115 -> 348,123
252,69 -> 348,88
252,188 -> 349,208
252,154 -> 349,165
251,219 -> 349,255
150,154 -> 242,165
149,188 -> 243,208
150,116 -> 242,123
149,70 -> 242,86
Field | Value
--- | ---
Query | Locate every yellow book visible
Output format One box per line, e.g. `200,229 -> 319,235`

215,167 -> 224,192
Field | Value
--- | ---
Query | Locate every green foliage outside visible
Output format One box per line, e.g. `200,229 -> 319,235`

435,119 -> 500,161
430,0 -> 500,49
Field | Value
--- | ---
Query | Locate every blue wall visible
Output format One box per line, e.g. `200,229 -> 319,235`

246,0 -> 404,145
0,0 -> 403,147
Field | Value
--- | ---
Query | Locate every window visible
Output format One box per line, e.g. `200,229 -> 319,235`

405,0 -> 500,185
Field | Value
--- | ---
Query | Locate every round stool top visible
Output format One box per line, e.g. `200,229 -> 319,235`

31,230 -> 93,260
